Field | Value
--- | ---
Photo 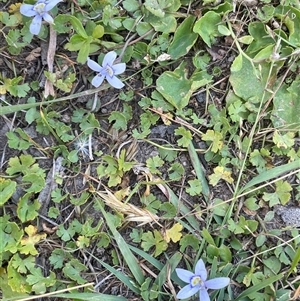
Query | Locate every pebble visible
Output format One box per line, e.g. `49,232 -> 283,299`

274,205 -> 300,227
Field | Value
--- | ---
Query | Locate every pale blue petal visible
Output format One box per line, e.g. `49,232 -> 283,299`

205,277 -> 230,290
20,4 -> 36,17
106,75 -> 124,89
30,15 -> 42,35
91,74 -> 105,87
103,51 -> 117,67
199,288 -> 210,301
113,63 -> 126,75
176,268 -> 194,283
42,12 -> 53,23
45,0 -> 62,11
195,259 -> 207,281
177,284 -> 199,299
87,58 -> 102,72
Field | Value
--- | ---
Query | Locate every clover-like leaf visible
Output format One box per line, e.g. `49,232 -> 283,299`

164,223 -> 183,243
19,225 -> 46,255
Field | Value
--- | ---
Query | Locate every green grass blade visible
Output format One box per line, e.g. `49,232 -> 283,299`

239,160 -> 300,194
163,184 -> 200,231
0,85 -> 108,116
86,252 -> 140,294
287,245 -> 300,277
129,245 -> 163,270
129,245 -> 183,284
154,252 -> 182,287
234,273 -> 284,301
52,292 -> 127,300
95,197 -> 145,286
188,142 -> 210,202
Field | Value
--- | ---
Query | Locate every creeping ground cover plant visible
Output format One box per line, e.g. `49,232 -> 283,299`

176,259 -> 230,301
20,0 -> 62,35
1,0 -> 300,300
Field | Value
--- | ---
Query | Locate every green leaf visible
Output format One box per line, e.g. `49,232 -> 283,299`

23,173 -> 45,193
63,259 -> 87,284
7,259 -> 31,293
123,0 -> 140,12
186,179 -> 202,196
0,178 -> 16,205
108,112 -> 129,131
274,5 -> 300,46
218,24 -> 231,36
201,228 -> 216,246
246,21 -> 274,54
276,180 -> 292,204
49,249 -> 72,269
193,11 -> 222,47
228,218 -> 244,234
158,145 -> 178,162
175,127 -> 192,147
271,76 -> 300,129
8,83 -> 30,97
146,155 -> 164,174
227,99 -> 248,122
168,16 -> 198,60
273,131 -> 295,149
68,15 -> 88,37
151,14 -> 177,33
209,166 -> 234,186
6,154 -> 36,175
219,244 -> 232,262
109,104 -> 132,130
179,234 -> 200,253
256,235 -> 266,247
202,130 -> 223,153
26,268 -> 56,294
77,38 -> 92,63
0,216 -> 23,255
212,198 -> 229,216
144,0 -> 164,17
168,162 -> 184,180
10,253 -> 35,274
156,62 -> 193,110
229,57 -> 272,103
17,193 -> 40,222
141,230 -> 168,257
92,24 -> 104,39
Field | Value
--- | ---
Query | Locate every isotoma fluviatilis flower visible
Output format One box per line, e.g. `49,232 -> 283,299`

87,51 -> 126,89
20,0 -> 62,35
176,259 -> 230,301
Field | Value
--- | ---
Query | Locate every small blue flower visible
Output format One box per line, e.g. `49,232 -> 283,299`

87,51 -> 126,89
176,259 -> 230,301
20,0 -> 62,35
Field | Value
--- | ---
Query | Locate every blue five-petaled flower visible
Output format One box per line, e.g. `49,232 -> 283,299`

87,51 -> 126,89
20,0 -> 62,35
176,259 -> 230,301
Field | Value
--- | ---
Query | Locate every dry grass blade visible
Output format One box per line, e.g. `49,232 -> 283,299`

44,25 -> 57,98
95,189 -> 160,226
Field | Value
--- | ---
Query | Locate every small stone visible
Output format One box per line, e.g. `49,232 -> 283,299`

275,206 -> 300,227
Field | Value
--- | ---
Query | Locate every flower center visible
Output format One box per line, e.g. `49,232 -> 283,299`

191,276 -> 203,287
105,65 -> 114,77
33,2 -> 46,14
